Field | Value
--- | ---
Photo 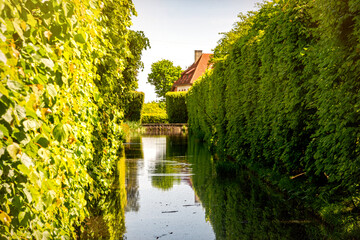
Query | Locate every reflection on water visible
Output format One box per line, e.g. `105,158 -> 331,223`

81,154 -> 127,239
87,134 -> 330,239
187,137 -> 328,240
124,135 -> 214,239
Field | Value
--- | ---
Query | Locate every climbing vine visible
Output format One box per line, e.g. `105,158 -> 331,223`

0,0 -> 147,238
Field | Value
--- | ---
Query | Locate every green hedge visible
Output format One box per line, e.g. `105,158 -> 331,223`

142,113 -> 168,123
187,0 -> 360,233
124,91 -> 145,121
141,102 -> 168,123
166,92 -> 188,123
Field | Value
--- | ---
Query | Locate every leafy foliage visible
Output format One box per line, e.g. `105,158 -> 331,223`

166,92 -> 188,123
0,0 -> 147,238
124,91 -> 145,122
147,59 -> 182,100
141,102 -> 168,123
187,0 -> 360,231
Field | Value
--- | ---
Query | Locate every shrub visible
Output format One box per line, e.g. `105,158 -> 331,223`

124,91 -> 145,121
166,92 -> 188,123
142,102 -> 168,123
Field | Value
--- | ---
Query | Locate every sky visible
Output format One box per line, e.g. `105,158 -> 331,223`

130,0 -> 261,102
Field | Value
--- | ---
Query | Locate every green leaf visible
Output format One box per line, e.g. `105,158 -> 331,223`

12,129 -> 28,144
20,153 -> 33,168
0,124 -> 9,138
18,164 -> 30,176
23,119 -> 41,132
41,58 -> 54,69
0,49 -> 6,64
18,211 -> 25,223
53,124 -> 69,142
12,18 -> 24,40
47,84 -> 57,98
74,33 -> 85,43
7,80 -> 24,93
23,188 -> 32,203
25,106 -> 38,119
7,143 -> 20,159
15,104 -> 26,121
2,107 -> 13,123
0,210 -> 11,227
36,135 -> 50,148
26,14 -> 37,27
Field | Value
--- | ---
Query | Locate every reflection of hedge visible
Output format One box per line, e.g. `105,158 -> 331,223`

188,137 -> 328,239
124,91 -> 144,121
142,102 -> 168,123
166,92 -> 188,123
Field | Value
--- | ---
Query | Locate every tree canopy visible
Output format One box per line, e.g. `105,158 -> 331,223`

147,59 -> 182,100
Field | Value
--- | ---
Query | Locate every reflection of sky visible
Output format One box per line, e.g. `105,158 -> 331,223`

124,136 -> 215,239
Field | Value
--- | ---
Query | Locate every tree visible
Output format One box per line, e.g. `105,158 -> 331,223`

147,60 -> 182,100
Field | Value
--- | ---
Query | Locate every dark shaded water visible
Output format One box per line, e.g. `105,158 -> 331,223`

84,134 -> 330,239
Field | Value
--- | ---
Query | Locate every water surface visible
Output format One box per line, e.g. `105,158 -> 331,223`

120,135 -> 328,239
124,135 -> 214,239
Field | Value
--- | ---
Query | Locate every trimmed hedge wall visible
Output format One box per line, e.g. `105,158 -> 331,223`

166,92 -> 188,123
142,113 -> 168,123
141,102 -> 168,123
187,0 -> 360,233
124,91 -> 145,121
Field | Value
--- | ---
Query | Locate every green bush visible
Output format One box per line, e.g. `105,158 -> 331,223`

142,102 -> 168,123
124,91 -> 145,121
166,92 -> 188,123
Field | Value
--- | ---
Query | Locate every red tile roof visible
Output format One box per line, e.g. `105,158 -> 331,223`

172,53 -> 212,90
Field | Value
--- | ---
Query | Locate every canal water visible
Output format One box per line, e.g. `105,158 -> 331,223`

83,134 -> 331,239
121,134 -> 328,240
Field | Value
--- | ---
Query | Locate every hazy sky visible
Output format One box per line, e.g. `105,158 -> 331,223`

131,0 -> 261,102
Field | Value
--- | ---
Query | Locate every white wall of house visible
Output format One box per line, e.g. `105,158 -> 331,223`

176,85 -> 191,92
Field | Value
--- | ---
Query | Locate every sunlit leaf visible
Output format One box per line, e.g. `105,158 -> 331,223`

53,124 -> 69,143
0,49 -> 6,64
0,210 -> 11,227
7,143 -> 20,159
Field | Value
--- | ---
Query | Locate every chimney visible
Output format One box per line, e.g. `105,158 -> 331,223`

195,50 -> 202,63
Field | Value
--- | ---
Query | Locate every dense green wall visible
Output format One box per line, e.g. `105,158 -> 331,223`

142,102 -> 168,123
187,0 -> 360,219
124,91 -> 145,122
166,92 -> 188,123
